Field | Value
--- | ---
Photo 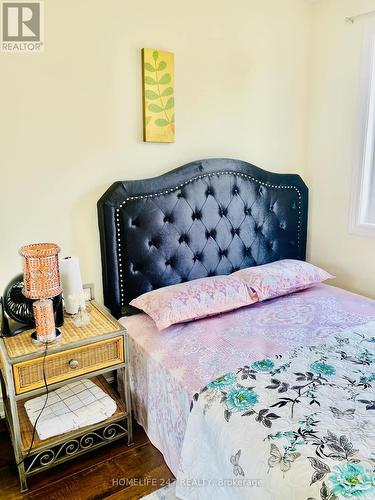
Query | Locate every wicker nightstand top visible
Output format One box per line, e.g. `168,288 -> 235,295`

2,301 -> 121,360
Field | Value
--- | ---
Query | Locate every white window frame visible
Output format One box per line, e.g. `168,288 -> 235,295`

350,27 -> 375,237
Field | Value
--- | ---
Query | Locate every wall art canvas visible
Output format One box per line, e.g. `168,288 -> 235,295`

142,48 -> 175,143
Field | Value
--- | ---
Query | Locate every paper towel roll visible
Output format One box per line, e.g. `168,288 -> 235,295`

60,256 -> 84,314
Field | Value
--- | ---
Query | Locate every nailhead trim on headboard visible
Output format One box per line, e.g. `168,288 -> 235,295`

114,171 -> 302,307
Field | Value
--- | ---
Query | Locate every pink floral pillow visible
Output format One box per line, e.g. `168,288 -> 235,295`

234,259 -> 334,302
130,275 -> 259,330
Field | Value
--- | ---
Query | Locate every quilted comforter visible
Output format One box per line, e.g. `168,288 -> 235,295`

176,322 -> 375,499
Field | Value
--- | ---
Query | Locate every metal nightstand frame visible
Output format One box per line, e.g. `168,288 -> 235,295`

0,293 -> 133,492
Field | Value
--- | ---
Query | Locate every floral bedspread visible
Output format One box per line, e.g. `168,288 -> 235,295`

177,322 -> 375,499
121,285 -> 375,475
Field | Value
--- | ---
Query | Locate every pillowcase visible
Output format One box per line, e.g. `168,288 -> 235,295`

234,259 -> 334,302
130,275 -> 259,330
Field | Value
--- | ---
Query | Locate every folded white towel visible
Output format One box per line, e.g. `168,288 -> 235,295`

24,379 -> 117,440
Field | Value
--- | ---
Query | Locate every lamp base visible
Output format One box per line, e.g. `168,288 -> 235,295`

30,328 -> 62,346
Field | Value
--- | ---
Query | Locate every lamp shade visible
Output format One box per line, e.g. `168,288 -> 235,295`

20,243 -> 62,299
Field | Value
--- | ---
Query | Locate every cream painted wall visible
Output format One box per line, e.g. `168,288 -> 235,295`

307,0 -> 375,298
0,0 -> 310,302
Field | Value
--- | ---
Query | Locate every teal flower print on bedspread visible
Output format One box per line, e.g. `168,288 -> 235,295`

359,373 -> 375,384
329,463 -> 375,498
251,358 -> 275,372
182,321 -> 375,500
207,372 -> 237,389
225,388 -> 258,413
310,361 -> 336,376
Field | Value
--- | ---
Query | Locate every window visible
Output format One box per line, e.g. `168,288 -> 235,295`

350,28 -> 375,236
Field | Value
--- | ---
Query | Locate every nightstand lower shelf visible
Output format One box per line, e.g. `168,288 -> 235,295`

17,375 -> 127,453
3,375 -> 131,479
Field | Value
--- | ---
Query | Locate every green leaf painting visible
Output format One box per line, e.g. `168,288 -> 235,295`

158,73 -> 171,85
161,87 -> 173,97
144,89 -> 159,100
164,97 -> 174,110
155,118 -> 169,126
148,103 -> 164,113
142,48 -> 175,142
144,76 -> 157,85
144,62 -> 156,72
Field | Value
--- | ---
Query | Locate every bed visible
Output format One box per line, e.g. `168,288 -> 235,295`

98,159 -> 375,499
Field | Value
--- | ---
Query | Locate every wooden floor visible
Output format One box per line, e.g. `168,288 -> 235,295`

0,418 -> 174,500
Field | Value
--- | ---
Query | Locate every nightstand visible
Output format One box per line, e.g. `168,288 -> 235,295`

0,296 -> 133,492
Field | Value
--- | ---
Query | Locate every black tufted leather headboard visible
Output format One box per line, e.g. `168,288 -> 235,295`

98,158 -> 308,318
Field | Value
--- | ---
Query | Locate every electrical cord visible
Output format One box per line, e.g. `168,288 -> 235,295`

17,341 -> 50,467
0,301 -> 51,467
